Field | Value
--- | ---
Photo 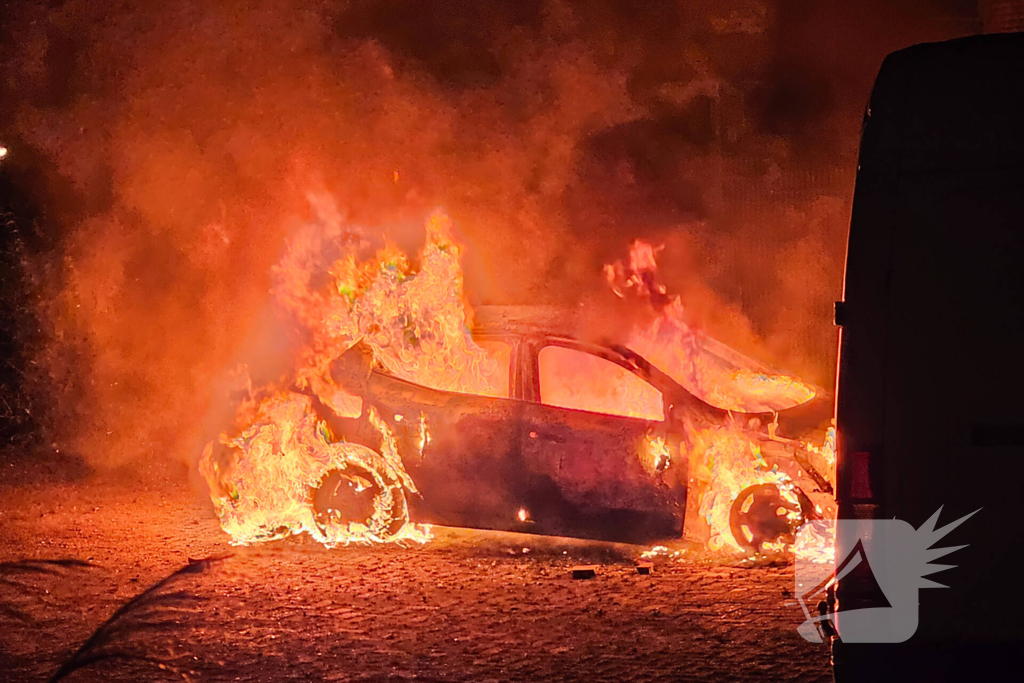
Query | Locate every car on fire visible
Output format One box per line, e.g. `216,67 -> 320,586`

308,305 -> 835,549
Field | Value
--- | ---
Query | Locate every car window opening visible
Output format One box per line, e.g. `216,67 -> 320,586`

538,345 -> 665,421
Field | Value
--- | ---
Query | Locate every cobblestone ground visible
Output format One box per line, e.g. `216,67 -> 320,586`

0,464 -> 832,682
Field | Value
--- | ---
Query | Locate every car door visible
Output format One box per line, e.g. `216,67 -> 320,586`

516,339 -> 685,542
354,336 -> 532,532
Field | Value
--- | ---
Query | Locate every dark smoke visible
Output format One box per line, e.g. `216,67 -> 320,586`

0,0 -> 980,468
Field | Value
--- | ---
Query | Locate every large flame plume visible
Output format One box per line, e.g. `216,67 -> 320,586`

201,202 -> 510,545
605,241 -> 824,553
4,0 -> 943,472
605,240 -> 816,414
202,204 -> 831,554
274,203 -> 507,403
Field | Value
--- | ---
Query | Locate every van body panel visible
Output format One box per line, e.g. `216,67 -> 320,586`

834,32 -> 1024,680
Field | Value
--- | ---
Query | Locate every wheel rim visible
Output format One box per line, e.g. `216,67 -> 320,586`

729,483 -> 803,553
308,447 -> 410,542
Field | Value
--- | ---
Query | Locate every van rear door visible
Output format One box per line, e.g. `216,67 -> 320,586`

835,32 -> 1024,681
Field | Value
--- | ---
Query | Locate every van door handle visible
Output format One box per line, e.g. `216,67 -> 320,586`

834,301 -> 847,327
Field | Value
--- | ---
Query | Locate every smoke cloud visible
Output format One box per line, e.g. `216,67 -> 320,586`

0,0 -> 979,468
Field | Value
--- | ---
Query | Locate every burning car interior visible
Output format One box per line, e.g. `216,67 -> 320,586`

2,2 -> 1021,682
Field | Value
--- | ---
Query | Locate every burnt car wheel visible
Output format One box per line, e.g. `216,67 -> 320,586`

729,483 -> 808,554
309,447 -> 410,542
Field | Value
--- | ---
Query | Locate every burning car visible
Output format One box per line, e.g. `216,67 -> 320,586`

201,209 -> 835,553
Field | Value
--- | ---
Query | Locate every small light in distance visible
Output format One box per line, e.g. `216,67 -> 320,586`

517,507 -> 529,523
0,145 -> 8,161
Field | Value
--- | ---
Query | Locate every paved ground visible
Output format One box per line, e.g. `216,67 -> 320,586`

0,460 -> 832,682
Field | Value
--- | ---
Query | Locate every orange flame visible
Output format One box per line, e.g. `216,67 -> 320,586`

688,425 -> 801,552
201,204 -> 504,546
606,240 -> 832,557
538,344 -> 665,421
274,203 -> 507,400
199,392 -> 428,546
608,240 -> 816,413
202,206 -> 832,558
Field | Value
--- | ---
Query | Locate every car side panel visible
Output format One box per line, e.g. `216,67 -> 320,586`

360,370 -> 530,532
518,401 -> 683,542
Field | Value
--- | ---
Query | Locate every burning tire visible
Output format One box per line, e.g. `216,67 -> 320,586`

200,392 -> 427,546
309,445 -> 411,543
729,483 -> 808,554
